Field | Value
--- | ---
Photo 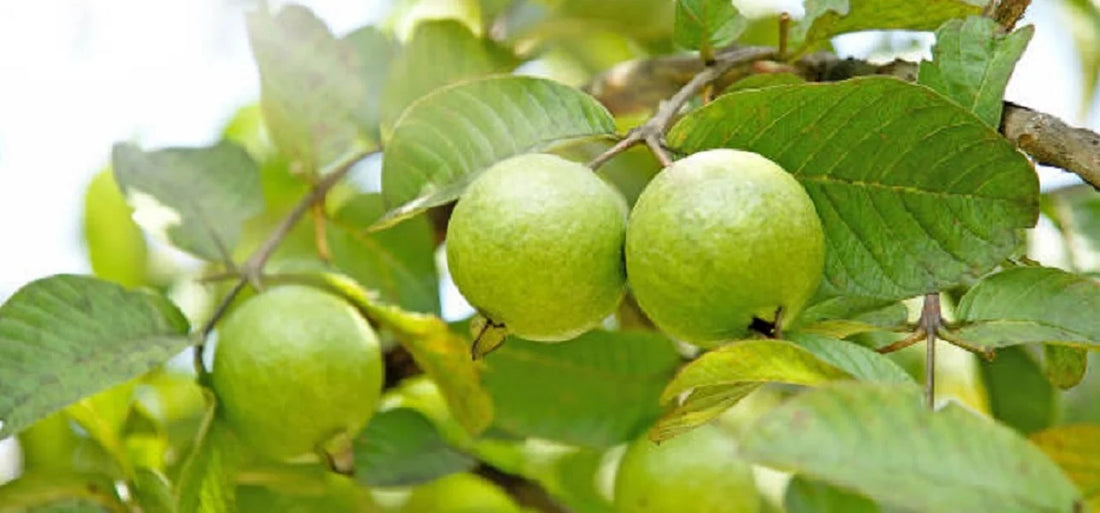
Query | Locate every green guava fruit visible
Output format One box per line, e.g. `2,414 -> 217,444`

400,473 -> 521,513
625,149 -> 824,346
614,424 -> 760,513
211,285 -> 383,462
446,153 -> 628,342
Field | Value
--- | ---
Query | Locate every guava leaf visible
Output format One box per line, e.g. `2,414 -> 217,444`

955,266 -> 1100,348
784,475 -> 880,513
378,76 -> 616,228
978,346 -> 1056,435
111,142 -> 263,263
667,77 -> 1039,301
177,391 -> 238,513
246,5 -> 381,172
482,330 -> 680,448
1043,344 -> 1088,389
345,26 -> 395,141
741,382 -> 1083,513
918,16 -> 1033,127
725,72 -> 806,93
791,0 -> 983,54
379,20 -> 518,137
0,473 -> 122,512
327,194 -> 440,314
314,273 -> 493,435
353,408 -> 476,487
794,296 -> 909,337
673,0 -> 746,57
0,275 -> 190,438
650,335 -> 911,442
131,468 -> 174,513
82,169 -> 147,288
1031,424 -> 1100,506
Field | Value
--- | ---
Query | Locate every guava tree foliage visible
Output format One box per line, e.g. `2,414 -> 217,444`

2,0 -> 1100,512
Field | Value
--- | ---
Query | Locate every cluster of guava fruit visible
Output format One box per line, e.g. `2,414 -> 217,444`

446,148 -> 826,347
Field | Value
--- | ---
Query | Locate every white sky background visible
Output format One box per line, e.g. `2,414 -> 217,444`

0,0 -> 1098,481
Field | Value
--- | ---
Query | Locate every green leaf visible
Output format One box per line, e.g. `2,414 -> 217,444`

246,5 -> 380,171
111,142 -> 263,262
353,408 -> 476,487
1063,0 -> 1100,117
379,20 -> 518,137
63,381 -> 137,478
482,330 -> 680,448
1031,424 -> 1100,505
742,382 -> 1082,513
378,76 -> 616,228
131,468 -> 175,513
791,0 -> 983,54
955,267 -> 1100,348
83,169 -> 147,288
0,474 -> 121,513
327,194 -> 440,314
667,77 -> 1039,301
978,346 -> 1056,434
650,335 -> 911,442
177,393 -> 238,513
1043,344 -> 1088,389
918,16 -> 1033,127
674,0 -> 746,58
724,72 -> 806,94
309,273 -> 493,435
343,26 -> 396,146
784,475 -> 880,513
0,275 -> 189,438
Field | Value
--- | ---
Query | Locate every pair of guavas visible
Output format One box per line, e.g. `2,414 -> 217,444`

446,149 -> 826,347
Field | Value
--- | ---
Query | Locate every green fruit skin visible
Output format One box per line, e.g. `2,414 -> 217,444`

400,473 -> 520,513
446,153 -> 628,342
614,424 -> 760,513
212,285 -> 383,461
625,149 -> 824,346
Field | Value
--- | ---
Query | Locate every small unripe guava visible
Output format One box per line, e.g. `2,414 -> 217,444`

614,424 -> 760,513
400,473 -> 520,513
446,153 -> 628,342
625,149 -> 824,346
211,285 -> 383,462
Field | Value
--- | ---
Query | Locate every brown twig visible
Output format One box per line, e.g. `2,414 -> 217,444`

987,0 -> 1032,31
192,150 -> 371,376
585,50 -> 1100,188
587,46 -> 777,170
1001,103 -> 1100,189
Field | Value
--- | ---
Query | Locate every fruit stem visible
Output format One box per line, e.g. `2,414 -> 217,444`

586,46 -> 777,170
192,149 -> 374,377
920,293 -> 940,410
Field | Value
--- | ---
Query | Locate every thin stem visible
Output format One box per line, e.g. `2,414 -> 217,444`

312,201 -> 332,263
937,329 -> 996,360
586,46 -> 776,170
778,13 -> 791,59
875,328 -> 926,354
194,278 -> 248,375
920,293 -> 942,410
191,150 -> 371,375
645,136 -> 673,167
587,135 -> 639,169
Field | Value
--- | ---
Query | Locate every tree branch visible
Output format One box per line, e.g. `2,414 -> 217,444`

585,49 -> 1100,189
1001,103 -> 1100,189
193,150 -> 372,375
587,46 -> 777,169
